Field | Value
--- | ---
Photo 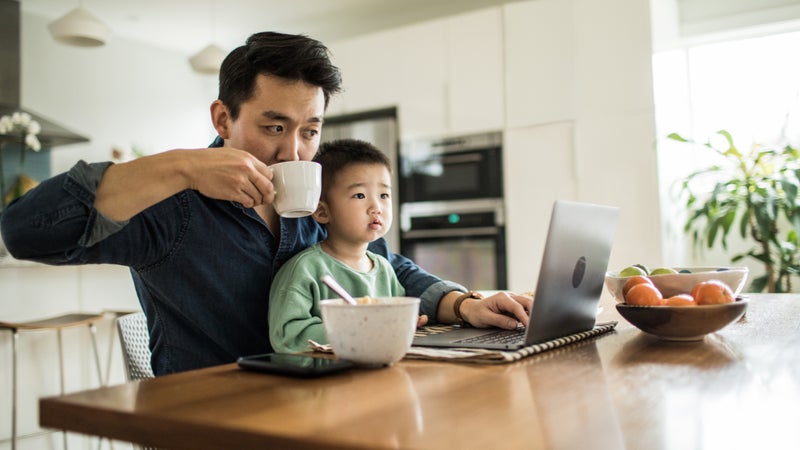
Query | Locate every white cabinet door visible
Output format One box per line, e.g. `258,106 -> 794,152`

328,21 -> 447,138
329,7 -> 505,139
504,122 -> 577,292
503,0 -> 575,128
445,8 -> 505,135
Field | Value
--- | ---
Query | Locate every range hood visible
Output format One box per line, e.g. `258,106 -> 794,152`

0,0 -> 89,147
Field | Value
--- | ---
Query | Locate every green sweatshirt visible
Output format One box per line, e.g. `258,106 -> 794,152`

268,243 -> 405,353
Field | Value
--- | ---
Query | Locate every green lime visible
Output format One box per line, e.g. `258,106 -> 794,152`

650,267 -> 678,275
633,263 -> 650,275
619,265 -> 647,277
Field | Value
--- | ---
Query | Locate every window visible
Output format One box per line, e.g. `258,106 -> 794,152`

653,29 -> 800,266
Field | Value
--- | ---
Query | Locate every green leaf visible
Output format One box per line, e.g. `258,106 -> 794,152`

739,209 -> 750,238
750,275 -> 768,293
667,133 -> 689,143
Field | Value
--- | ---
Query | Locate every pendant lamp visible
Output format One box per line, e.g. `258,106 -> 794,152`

48,6 -> 111,47
189,44 -> 227,74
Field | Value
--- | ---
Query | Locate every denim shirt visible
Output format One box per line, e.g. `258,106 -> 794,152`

0,141 -> 464,375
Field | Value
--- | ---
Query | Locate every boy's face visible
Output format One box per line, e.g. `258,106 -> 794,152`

213,73 -> 325,165
315,163 -> 393,246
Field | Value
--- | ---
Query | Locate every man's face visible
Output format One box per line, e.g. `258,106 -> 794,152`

216,74 -> 326,165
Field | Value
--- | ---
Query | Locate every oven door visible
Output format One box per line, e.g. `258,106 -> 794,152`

400,200 -> 507,290
401,228 -> 506,291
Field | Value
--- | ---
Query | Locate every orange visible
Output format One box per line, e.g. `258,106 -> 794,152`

622,275 -> 654,297
625,283 -> 664,306
693,280 -> 734,305
664,294 -> 695,306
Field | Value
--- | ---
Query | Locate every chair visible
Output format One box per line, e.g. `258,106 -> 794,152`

116,312 -> 158,450
0,312 -> 105,450
101,309 -> 140,385
116,312 -> 154,381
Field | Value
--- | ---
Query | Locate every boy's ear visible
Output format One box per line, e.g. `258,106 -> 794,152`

312,201 -> 330,224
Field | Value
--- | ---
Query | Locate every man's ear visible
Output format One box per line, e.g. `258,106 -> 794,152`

312,201 -> 330,224
210,100 -> 231,139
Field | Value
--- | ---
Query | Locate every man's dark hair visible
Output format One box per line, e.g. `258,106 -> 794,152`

314,139 -> 392,199
218,31 -> 343,120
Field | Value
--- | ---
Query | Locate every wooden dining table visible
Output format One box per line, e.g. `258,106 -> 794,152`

39,294 -> 800,450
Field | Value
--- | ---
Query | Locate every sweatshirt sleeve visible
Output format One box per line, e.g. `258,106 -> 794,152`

268,253 -> 327,353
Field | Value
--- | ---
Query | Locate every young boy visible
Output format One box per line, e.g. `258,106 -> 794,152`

269,139 -> 411,353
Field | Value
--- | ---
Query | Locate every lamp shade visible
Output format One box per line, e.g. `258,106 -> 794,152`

48,7 -> 111,47
189,44 -> 227,74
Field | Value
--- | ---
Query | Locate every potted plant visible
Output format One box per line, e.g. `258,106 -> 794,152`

669,130 -> 800,292
0,111 -> 42,210
0,111 -> 41,259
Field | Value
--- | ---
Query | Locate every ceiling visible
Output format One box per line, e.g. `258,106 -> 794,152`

20,0 -> 519,55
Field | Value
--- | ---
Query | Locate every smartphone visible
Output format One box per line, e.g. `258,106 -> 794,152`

237,353 -> 355,378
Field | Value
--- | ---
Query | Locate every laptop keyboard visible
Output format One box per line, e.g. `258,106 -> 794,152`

454,328 -> 526,345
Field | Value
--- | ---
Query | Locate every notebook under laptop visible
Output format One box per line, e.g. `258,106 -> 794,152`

412,200 -> 619,350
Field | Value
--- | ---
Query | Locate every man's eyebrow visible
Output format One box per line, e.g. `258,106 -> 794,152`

261,111 -> 323,124
262,110 -> 289,121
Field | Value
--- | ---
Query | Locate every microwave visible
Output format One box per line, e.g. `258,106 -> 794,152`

399,132 -> 503,203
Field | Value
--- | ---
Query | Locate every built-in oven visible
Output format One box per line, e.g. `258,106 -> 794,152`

399,131 -> 502,203
399,131 -> 506,290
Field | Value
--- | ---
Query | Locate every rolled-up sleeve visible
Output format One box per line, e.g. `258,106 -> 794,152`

1,160 -> 127,263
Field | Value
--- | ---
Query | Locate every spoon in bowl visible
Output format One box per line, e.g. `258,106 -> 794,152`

321,275 -> 358,305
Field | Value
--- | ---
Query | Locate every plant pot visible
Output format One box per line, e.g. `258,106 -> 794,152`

3,173 -> 38,206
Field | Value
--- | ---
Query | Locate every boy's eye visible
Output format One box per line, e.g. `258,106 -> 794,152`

381,193 -> 390,199
353,193 -> 365,199
264,125 -> 283,133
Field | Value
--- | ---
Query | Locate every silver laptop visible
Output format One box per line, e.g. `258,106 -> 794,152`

413,200 -> 619,350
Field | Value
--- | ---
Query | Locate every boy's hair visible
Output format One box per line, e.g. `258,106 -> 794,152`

218,31 -> 343,121
314,139 -> 392,199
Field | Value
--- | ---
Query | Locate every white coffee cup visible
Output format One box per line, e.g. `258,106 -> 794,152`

270,161 -> 322,218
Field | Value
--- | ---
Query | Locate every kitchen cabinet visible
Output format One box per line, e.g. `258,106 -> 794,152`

328,21 -> 447,138
503,0 -> 575,128
503,122 -> 577,292
328,6 -> 504,139
444,8 -> 505,135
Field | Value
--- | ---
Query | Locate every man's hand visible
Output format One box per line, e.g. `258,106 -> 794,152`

187,147 -> 275,208
461,292 -> 533,329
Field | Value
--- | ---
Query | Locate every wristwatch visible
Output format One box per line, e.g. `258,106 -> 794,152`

453,291 -> 483,327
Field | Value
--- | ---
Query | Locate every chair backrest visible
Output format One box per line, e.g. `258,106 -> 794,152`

117,312 -> 155,380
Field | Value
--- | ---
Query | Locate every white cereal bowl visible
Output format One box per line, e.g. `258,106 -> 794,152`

605,266 -> 749,303
320,297 -> 420,367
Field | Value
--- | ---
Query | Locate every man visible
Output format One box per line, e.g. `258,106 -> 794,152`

1,32 -> 531,375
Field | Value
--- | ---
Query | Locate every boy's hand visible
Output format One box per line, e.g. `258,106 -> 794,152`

417,314 -> 429,328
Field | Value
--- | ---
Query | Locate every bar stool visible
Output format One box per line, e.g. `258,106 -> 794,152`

1,312 -> 105,450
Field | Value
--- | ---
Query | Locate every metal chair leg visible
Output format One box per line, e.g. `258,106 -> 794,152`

57,329 -> 68,450
87,323 -> 114,450
88,324 -> 103,385
11,329 -> 18,450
